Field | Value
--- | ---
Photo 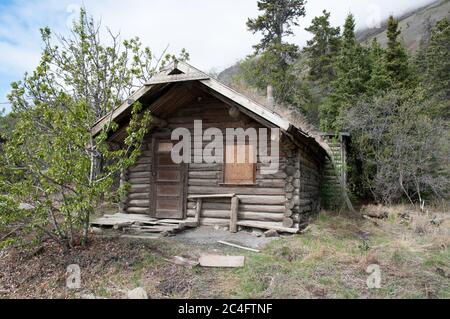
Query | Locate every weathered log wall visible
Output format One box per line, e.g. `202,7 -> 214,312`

123,144 -> 152,214
282,137 -> 322,227
298,142 -> 322,221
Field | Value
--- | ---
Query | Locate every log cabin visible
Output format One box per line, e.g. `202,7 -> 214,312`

92,61 -> 345,233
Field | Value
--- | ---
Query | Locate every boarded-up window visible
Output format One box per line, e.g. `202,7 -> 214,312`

224,144 -> 256,185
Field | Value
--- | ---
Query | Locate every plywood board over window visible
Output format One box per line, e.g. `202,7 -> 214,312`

223,144 -> 256,185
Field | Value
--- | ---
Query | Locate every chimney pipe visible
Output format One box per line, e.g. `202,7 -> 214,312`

267,85 -> 274,111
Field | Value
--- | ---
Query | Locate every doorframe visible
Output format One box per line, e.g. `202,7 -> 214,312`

150,132 -> 188,219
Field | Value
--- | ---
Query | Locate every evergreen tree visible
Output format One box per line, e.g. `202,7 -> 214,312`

424,17 -> 450,101
241,0 -> 307,104
319,13 -> 370,130
304,10 -> 341,85
367,38 -> 392,94
247,0 -> 306,53
342,12 -> 356,46
385,15 -> 411,86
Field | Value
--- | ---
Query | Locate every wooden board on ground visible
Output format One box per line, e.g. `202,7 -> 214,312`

217,241 -> 260,253
158,219 -> 199,227
103,213 -> 157,222
199,254 -> 245,268
120,234 -> 161,240
90,219 -> 133,227
127,225 -> 179,231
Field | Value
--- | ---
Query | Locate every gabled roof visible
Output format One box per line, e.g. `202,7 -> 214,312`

91,61 -> 329,158
92,61 -> 291,135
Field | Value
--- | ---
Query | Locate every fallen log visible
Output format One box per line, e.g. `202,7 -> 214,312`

364,211 -> 388,219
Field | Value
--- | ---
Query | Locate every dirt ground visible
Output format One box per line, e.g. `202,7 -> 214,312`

169,226 -> 277,249
0,205 -> 449,299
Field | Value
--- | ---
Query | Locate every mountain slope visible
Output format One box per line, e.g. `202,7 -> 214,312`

357,0 -> 450,52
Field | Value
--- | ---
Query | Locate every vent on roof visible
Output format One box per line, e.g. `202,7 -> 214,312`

168,68 -> 183,75
168,60 -> 183,75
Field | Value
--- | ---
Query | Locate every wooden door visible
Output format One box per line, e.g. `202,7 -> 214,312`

151,139 -> 186,219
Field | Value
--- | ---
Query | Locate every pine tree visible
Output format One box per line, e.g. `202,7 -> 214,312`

342,12 -> 356,47
367,38 -> 392,94
243,0 -> 307,103
385,15 -> 410,86
247,0 -> 306,52
304,10 -> 341,85
424,17 -> 450,100
319,13 -> 370,130
335,14 -> 371,99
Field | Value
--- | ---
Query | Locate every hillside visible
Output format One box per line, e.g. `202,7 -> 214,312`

217,63 -> 242,86
357,0 -> 450,52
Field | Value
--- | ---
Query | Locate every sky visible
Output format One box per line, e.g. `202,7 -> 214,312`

0,0 -> 436,113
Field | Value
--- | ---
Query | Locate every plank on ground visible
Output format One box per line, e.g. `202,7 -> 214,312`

199,255 -> 245,268
217,241 -> 260,253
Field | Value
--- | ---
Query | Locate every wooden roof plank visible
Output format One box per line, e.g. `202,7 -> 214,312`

91,85 -> 153,136
145,73 -> 209,85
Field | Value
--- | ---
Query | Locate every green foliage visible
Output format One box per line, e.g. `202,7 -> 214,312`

247,0 -> 306,52
421,17 -> 450,109
344,90 -> 449,203
341,16 -> 450,203
386,16 -> 412,87
2,98 -> 151,247
0,111 -> 16,140
426,17 -> 450,90
319,14 -> 371,131
366,39 -> 392,94
303,10 -> 341,85
239,0 -> 308,108
237,44 -> 305,105
342,13 -> 356,46
0,8 -> 187,249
